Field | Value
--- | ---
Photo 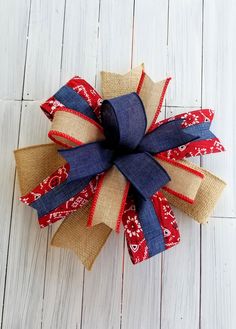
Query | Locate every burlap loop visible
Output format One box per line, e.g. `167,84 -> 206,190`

162,160 -> 226,223
157,156 -> 204,203
49,110 -> 105,147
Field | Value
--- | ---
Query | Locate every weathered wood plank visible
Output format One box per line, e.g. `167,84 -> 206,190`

201,218 -> 236,329
82,232 -> 124,329
42,246 -> 84,329
0,102 -> 21,325
60,0 -> 101,85
202,0 -> 236,217
81,1 -> 134,328
161,211 -> 200,329
0,0 -> 30,99
2,101 -> 50,329
166,0 -> 202,107
132,0 -> 168,79
122,250 -> 162,329
42,1 -> 101,328
23,0 -> 66,100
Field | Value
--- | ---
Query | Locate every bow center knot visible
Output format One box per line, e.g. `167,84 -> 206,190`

101,92 -> 147,151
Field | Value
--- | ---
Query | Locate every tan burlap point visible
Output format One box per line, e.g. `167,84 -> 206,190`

139,75 -> 170,131
101,64 -> 144,99
51,200 -> 111,270
90,166 -> 129,231
14,144 -> 65,195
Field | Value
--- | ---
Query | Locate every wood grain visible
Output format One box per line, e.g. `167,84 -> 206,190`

2,102 -> 50,329
23,0 -> 66,100
166,0 -> 202,107
201,218 -> 236,329
160,107 -> 201,329
202,0 -> 236,217
0,102 -> 21,323
161,211 -> 200,329
0,0 -> 30,99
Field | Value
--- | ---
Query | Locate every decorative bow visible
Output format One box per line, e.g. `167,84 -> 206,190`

14,65 -> 226,270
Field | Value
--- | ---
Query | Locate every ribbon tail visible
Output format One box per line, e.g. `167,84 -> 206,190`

114,152 -> 170,199
132,191 -> 165,257
51,200 -> 111,270
88,166 -> 129,232
152,192 -> 180,249
123,191 -> 180,264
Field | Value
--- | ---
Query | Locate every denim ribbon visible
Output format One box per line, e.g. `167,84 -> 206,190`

29,88 -> 217,257
59,92 -> 198,198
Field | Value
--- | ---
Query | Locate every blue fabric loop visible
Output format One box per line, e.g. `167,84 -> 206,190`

101,92 -> 147,150
54,85 -> 99,122
59,142 -> 114,181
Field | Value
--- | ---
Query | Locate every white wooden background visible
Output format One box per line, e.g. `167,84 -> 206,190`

0,0 -> 235,328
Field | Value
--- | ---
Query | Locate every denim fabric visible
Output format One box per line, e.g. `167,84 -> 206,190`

138,120 -> 215,154
114,152 -> 170,199
101,93 -> 147,150
134,192 -> 166,256
59,142 -> 114,181
54,85 -> 98,122
31,176 -> 92,218
183,121 -> 216,140
138,119 -> 198,154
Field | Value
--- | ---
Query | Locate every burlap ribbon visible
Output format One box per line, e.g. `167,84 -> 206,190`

14,65 -> 226,270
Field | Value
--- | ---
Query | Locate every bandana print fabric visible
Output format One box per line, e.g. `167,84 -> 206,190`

41,76 -> 103,121
123,197 -> 149,264
20,165 -> 99,228
123,193 -> 180,264
156,109 -> 225,160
